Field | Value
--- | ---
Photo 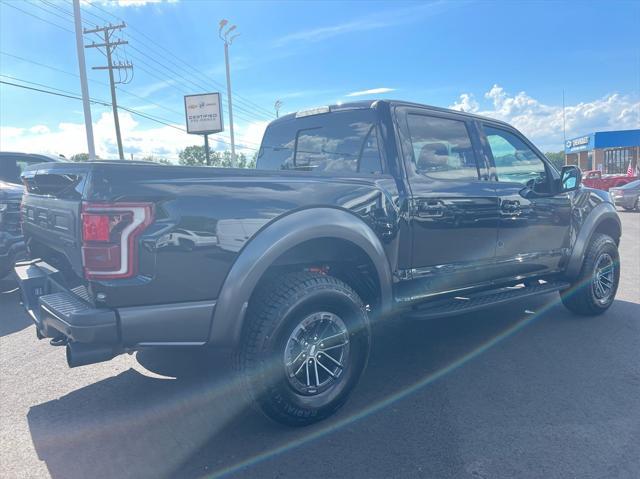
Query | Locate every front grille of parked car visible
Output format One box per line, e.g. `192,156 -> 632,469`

0,200 -> 21,234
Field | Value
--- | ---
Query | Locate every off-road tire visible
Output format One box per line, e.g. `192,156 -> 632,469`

238,272 -> 371,426
561,233 -> 620,316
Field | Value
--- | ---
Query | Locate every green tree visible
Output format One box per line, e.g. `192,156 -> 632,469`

544,151 -> 565,171
178,145 -> 208,166
70,153 -> 90,162
142,155 -> 172,165
178,145 -> 256,168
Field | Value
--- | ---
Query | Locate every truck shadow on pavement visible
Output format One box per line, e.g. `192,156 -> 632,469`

27,296 -> 640,479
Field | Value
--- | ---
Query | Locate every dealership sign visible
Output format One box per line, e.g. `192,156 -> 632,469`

566,136 -> 589,148
565,134 -> 593,153
184,93 -> 223,135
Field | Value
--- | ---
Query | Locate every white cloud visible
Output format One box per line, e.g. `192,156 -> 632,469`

237,120 -> 269,151
0,126 -> 25,140
29,125 -> 50,134
88,0 -> 179,7
449,85 -> 640,151
274,18 -> 389,47
0,112 -> 265,162
448,93 -> 479,113
274,1 -> 456,47
132,78 -> 178,98
346,87 -> 395,97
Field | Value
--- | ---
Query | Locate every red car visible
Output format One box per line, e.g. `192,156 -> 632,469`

581,170 -> 638,191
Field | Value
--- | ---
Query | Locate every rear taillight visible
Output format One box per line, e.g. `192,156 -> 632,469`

81,202 -> 153,280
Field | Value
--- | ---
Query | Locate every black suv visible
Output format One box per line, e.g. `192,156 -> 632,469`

15,101 -> 621,425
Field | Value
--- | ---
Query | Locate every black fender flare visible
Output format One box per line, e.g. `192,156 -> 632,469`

564,201 -> 621,279
208,207 -> 394,346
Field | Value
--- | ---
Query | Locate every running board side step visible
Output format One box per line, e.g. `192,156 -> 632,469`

405,281 -> 570,320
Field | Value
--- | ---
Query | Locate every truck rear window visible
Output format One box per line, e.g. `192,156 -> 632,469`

256,109 -> 382,174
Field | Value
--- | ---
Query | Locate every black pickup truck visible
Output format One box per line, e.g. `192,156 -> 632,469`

16,100 -> 621,426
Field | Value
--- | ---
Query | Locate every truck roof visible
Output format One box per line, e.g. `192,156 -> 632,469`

0,151 -> 66,162
271,99 -> 512,128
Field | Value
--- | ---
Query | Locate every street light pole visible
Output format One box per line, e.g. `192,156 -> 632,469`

223,40 -> 235,166
72,0 -> 95,160
219,20 -> 240,168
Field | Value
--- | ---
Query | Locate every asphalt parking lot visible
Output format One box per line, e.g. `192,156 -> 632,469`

1,211 -> 638,479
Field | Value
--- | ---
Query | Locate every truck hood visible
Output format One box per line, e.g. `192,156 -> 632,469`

0,180 -> 24,201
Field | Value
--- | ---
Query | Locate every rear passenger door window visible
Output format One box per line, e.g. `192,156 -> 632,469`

406,114 -> 480,180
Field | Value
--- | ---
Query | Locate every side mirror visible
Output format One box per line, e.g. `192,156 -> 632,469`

560,165 -> 581,192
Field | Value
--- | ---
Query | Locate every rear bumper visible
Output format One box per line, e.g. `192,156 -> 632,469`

15,260 -> 119,343
15,260 -> 216,350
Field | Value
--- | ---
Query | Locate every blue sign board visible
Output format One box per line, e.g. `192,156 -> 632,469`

565,129 -> 640,154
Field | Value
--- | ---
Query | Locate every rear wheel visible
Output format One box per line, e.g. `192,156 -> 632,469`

238,272 -> 371,426
561,233 -> 620,316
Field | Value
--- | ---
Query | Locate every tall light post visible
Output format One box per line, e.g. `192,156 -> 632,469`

72,0 -> 95,160
219,19 -> 240,167
275,99 -> 283,118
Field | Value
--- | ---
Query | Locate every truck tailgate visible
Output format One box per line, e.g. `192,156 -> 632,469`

21,163 -> 89,278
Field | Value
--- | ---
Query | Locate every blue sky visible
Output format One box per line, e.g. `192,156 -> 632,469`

1,0 -> 639,160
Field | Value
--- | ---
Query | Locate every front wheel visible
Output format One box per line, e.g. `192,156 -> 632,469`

561,233 -> 620,316
238,272 -> 371,426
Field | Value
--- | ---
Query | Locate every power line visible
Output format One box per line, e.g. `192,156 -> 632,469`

0,74 -> 84,97
0,78 -> 105,104
125,50 -> 265,125
65,0 -> 274,121
125,44 -> 271,122
31,0 -> 76,26
40,0 -> 77,19
0,51 -> 260,147
43,0 -> 272,124
0,50 -> 182,118
1,2 -> 267,148
80,0 -> 275,119
1,1 -> 74,33
0,78 -> 259,151
5,0 -> 273,125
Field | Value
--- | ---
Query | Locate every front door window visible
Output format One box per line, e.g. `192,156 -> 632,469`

483,125 -> 548,191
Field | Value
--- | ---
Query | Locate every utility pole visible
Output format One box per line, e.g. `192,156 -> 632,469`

274,99 -> 283,118
72,0 -> 95,160
562,89 -> 567,165
219,19 -> 240,167
204,134 -> 211,166
84,22 -> 133,160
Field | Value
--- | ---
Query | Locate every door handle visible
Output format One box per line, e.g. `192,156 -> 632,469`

501,200 -> 521,215
417,200 -> 445,218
